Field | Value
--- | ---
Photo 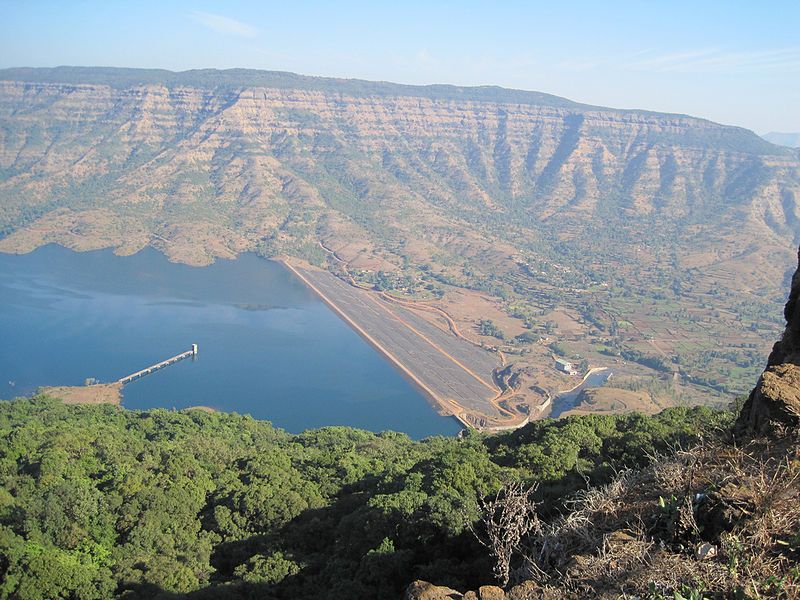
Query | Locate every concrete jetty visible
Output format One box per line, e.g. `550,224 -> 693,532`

118,344 -> 197,385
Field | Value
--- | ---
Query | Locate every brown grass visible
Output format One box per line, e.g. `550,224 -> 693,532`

509,433 -> 800,598
41,382 -> 123,405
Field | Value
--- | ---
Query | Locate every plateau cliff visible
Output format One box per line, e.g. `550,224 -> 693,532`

0,67 -> 796,270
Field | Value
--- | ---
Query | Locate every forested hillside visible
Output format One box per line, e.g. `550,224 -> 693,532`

0,397 -> 730,599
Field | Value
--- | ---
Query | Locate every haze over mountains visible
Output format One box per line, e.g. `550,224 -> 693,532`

763,131 -> 800,148
0,66 -> 798,399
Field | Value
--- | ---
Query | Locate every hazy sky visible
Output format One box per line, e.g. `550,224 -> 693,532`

2,0 -> 798,134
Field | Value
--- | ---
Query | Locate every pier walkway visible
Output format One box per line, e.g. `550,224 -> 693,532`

118,344 -> 197,385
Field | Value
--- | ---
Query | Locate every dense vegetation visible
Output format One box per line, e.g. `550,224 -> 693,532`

0,397 -> 733,599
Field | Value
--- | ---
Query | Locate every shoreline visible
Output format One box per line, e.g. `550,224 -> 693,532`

40,382 -> 123,405
6,245 -> 516,432
280,259 -> 474,430
555,366 -> 611,397
549,366 -> 612,418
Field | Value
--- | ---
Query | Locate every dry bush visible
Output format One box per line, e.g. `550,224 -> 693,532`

469,480 -> 543,586
496,432 -> 800,598
513,469 -> 648,586
710,438 -> 800,598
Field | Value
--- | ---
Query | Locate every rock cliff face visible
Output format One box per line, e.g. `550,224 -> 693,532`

765,246 -> 800,367
736,246 -> 800,434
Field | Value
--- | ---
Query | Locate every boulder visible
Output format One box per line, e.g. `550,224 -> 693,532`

405,580 -> 464,600
505,581 -> 549,599
477,586 -> 506,600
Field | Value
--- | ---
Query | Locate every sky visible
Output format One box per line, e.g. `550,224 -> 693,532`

1,0 -> 798,134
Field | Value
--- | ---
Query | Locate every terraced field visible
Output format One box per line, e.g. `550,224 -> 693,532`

285,263 -> 504,424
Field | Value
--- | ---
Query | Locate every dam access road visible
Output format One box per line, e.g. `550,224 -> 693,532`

283,261 -> 514,428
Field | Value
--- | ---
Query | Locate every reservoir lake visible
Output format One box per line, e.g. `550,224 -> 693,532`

0,245 -> 461,438
550,368 -> 614,417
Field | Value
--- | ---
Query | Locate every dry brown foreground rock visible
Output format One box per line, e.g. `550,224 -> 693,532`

403,580 -> 463,599
405,581 -> 548,600
736,245 -> 800,434
468,585 -> 507,600
405,579 -> 561,600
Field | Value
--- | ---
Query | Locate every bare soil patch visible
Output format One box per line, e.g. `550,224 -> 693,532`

42,382 -> 123,405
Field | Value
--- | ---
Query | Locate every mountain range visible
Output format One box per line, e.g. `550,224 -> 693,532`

1,66 -> 798,400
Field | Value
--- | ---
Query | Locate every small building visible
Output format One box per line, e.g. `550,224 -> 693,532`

555,358 -> 575,374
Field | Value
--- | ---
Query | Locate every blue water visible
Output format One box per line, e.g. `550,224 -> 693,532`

550,369 -> 613,417
0,245 -> 460,438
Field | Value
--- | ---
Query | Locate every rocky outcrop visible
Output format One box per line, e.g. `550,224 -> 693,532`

736,245 -> 800,434
766,246 -> 800,367
405,581 -> 557,600
403,581 -> 464,600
